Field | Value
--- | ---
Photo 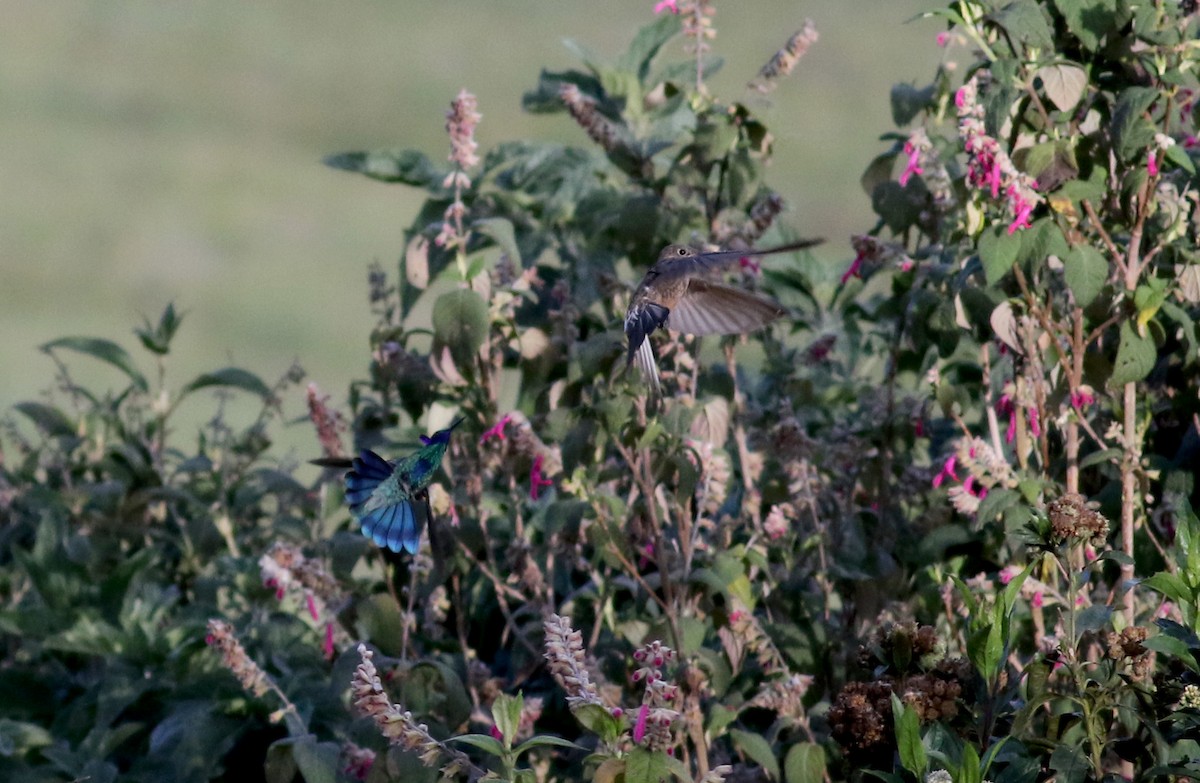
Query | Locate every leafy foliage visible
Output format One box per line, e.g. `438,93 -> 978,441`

3,2 -> 1200,783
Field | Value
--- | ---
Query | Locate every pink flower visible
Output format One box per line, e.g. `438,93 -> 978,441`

323,622 -> 335,659
899,258 -> 915,272
633,704 -> 650,743
1027,408 -> 1041,438
306,592 -> 319,622
996,394 -> 1017,443
1185,135 -> 1199,149
1070,389 -> 1095,409
1148,150 -> 1159,177
530,454 -> 553,500
936,31 -> 950,47
490,725 -> 504,741
954,87 -> 968,110
653,0 -> 679,13
1006,187 -> 1035,234
998,565 -> 1019,585
932,455 -> 959,488
1084,546 -> 1096,562
898,140 -> 924,186
638,541 -> 656,570
1032,591 -> 1044,608
739,256 -> 761,274
840,252 -> 864,284
480,413 -> 513,444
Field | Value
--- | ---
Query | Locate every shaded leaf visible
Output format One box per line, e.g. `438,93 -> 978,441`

1110,321 -> 1155,387
1063,245 -> 1108,305
626,746 -> 671,783
323,149 -> 443,188
180,368 -> 272,400
731,729 -> 780,780
13,402 -> 76,438
892,695 -> 927,778
41,337 -> 148,392
1035,63 -> 1087,112
978,225 -> 1022,284
784,742 -> 826,783
432,289 -> 489,366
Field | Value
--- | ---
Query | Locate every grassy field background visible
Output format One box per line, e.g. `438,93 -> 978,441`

1,1 -> 940,456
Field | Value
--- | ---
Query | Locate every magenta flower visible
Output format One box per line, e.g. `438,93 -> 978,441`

996,394 -> 1017,444
1147,150 -> 1159,177
653,0 -> 679,13
1185,135 -> 1199,149
1027,408 -> 1041,438
1006,186 -> 1035,234
633,704 -> 650,743
936,31 -> 950,47
306,592 -> 319,622
480,413 -> 513,444
1070,388 -> 1095,409
840,251 -> 864,285
739,255 -> 761,274
490,725 -> 504,741
323,622 -> 335,659
932,455 -> 959,488
998,565 -> 1019,585
1032,591 -> 1044,608
898,139 -> 924,186
530,455 -> 553,500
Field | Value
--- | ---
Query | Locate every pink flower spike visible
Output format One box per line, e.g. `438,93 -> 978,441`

936,31 -> 950,47
1070,389 -> 1095,410
954,87 -> 967,109
1027,408 -> 1041,438
840,252 -> 864,285
530,454 -> 553,500
1006,192 -> 1035,234
1185,135 -> 1199,149
898,141 -> 923,186
1032,591 -> 1044,608
323,622 -> 335,659
1084,545 -> 1097,562
653,0 -> 679,13
480,413 -> 513,444
306,592 -> 319,621
633,704 -> 649,744
1147,150 -> 1159,177
998,565 -> 1018,585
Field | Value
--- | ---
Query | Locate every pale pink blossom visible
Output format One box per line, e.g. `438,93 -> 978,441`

654,0 -> 679,13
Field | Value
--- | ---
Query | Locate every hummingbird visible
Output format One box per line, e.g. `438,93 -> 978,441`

314,418 -> 464,554
625,238 -> 824,391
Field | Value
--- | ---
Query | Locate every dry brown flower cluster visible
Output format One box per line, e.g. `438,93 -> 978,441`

306,382 -> 346,459
350,645 -> 477,778
749,21 -> 818,93
542,613 -> 603,708
1048,493 -> 1109,547
559,84 -> 624,157
205,619 -> 269,697
1105,626 -> 1151,679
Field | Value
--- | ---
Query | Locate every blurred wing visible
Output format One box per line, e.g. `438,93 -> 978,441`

667,281 -> 786,336
631,337 -> 661,395
345,449 -> 392,512
359,500 -> 420,554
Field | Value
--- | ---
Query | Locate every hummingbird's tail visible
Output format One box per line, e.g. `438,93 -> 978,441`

346,450 -> 420,554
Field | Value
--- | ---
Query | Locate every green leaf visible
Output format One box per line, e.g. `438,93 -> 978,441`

890,82 -> 934,126
1112,87 -> 1159,163
989,0 -> 1054,51
626,747 -> 671,783
1143,572 -> 1191,604
1141,633 -> 1198,670
1018,218 -> 1068,265
891,695 -> 927,778
959,743 -> 982,783
41,337 -> 148,392
291,736 -> 340,783
323,149 -> 443,188
1063,245 -> 1108,305
13,401 -> 76,437
513,735 -> 583,755
450,734 -> 507,757
572,703 -> 623,745
179,367 -> 272,400
1110,321 -> 1156,387
1051,0 -> 1128,51
1165,143 -> 1197,174
1049,745 -> 1089,783
784,742 -> 826,783
1034,63 -> 1087,112
493,692 -> 524,748
618,14 -> 680,81
473,217 -> 522,265
978,225 -> 1022,284
731,729 -> 780,780
432,289 -> 490,366
0,719 -> 54,756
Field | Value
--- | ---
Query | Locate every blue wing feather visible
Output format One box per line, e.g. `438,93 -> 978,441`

359,500 -> 419,554
345,448 -> 422,555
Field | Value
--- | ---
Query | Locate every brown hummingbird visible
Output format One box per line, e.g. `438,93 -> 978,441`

625,238 -> 824,391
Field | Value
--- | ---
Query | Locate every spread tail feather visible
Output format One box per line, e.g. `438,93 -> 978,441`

633,337 -> 661,395
359,500 -> 420,554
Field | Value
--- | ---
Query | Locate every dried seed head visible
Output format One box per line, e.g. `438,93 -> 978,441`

750,20 -> 818,93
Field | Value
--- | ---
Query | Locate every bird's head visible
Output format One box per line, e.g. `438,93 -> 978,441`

420,417 -> 466,446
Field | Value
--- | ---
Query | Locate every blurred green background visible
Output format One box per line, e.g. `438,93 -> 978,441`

1,1 -> 940,454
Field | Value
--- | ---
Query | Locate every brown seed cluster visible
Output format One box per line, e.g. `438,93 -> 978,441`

827,680 -> 892,751
749,20 -> 818,93
205,619 -> 269,697
559,84 -> 623,157
857,621 -> 940,672
1105,626 -> 1151,679
1048,493 -> 1109,547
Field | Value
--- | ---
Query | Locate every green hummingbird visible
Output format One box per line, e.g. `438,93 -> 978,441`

625,238 -> 824,391
315,418 -> 463,554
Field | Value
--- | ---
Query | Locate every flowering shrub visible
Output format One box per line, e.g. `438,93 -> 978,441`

3,2 -> 1200,782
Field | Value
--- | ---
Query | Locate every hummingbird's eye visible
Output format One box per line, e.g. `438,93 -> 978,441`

677,247 -> 687,256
